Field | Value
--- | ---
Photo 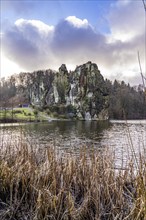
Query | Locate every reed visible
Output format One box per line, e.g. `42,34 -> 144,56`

0,141 -> 145,220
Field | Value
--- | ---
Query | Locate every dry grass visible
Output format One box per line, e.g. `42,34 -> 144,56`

0,141 -> 145,220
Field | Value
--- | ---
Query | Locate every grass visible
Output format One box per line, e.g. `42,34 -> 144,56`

0,108 -> 44,122
0,140 -> 145,220
0,108 -> 34,121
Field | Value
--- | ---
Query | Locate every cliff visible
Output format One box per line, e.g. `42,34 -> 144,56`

1,62 -> 109,120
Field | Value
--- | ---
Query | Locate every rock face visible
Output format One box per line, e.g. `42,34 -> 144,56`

8,62 -> 109,120
67,62 -> 109,120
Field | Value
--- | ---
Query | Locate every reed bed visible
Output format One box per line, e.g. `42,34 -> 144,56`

0,141 -> 145,220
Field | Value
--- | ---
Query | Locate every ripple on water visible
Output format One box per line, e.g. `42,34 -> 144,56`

0,120 -> 146,168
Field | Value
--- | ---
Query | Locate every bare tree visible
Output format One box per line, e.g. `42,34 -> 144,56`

137,51 -> 146,92
138,0 -> 146,94
142,0 -> 146,11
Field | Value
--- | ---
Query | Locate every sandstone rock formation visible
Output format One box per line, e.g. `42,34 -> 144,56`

1,62 -> 109,120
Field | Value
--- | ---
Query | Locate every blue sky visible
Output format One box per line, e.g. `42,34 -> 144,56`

1,1 -> 114,25
1,0 -> 145,84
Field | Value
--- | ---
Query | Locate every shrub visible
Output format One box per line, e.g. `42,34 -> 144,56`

59,114 -> 67,119
46,109 -> 51,115
13,110 -> 22,114
33,109 -> 38,116
66,104 -> 77,114
52,112 -> 59,117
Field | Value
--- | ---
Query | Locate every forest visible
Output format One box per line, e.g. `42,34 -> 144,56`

105,79 -> 146,119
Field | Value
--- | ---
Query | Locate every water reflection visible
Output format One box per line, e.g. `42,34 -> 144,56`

102,120 -> 146,168
0,120 -> 146,168
21,120 -> 110,137
19,120 -> 111,150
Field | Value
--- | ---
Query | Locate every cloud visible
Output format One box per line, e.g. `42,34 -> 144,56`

1,1 -> 35,15
2,16 -> 106,71
51,16 -> 105,62
1,5 -> 145,85
15,19 -> 54,36
65,16 -> 89,28
2,19 -> 55,70
108,0 -> 145,42
105,0 -> 145,84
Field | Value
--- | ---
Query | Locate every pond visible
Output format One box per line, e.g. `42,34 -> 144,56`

0,120 -> 146,169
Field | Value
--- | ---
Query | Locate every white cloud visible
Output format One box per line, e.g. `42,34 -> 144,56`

108,0 -> 145,42
15,19 -> 54,36
65,16 -> 89,28
1,19 -> 55,72
1,54 -> 26,78
1,7 -> 145,85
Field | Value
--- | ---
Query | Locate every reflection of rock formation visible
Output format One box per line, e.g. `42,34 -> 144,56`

16,62 -> 109,120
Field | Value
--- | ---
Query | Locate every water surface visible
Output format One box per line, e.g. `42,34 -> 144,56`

0,120 -> 146,168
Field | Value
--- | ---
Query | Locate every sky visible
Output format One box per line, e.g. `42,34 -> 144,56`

0,0 -> 146,85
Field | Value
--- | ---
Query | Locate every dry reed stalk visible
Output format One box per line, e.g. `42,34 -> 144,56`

0,140 -> 145,220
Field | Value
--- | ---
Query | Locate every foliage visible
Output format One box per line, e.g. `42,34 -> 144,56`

105,79 -> 146,119
13,110 -> 23,114
66,104 -> 77,114
33,109 -> 38,116
47,104 -> 76,116
0,108 -> 36,122
46,109 -> 51,115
